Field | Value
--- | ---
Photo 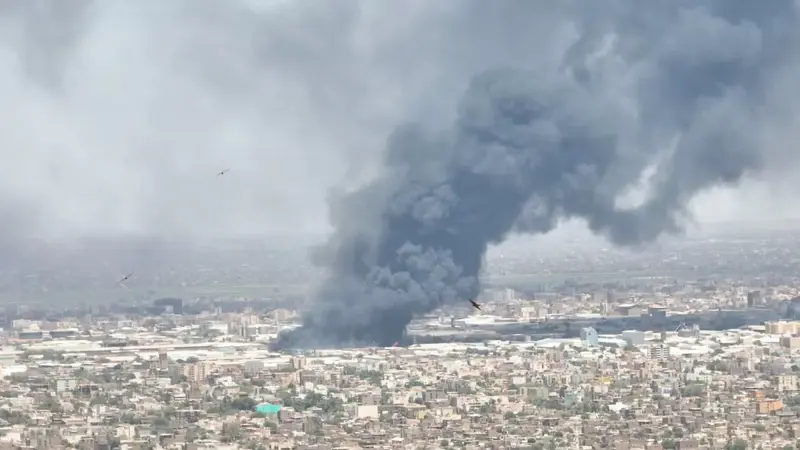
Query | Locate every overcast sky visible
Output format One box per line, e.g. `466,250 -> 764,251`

1,0 -> 798,243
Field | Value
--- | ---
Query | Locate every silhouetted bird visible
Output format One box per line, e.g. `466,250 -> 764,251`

116,272 -> 133,285
469,299 -> 482,312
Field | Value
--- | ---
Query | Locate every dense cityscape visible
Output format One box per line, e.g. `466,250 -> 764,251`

0,227 -> 796,449
3,0 -> 800,449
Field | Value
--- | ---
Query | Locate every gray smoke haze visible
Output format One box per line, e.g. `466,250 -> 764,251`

0,0 -> 474,243
3,1 -> 800,338
6,1 -> 792,244
274,0 -> 800,348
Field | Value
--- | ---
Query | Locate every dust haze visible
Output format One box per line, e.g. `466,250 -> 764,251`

3,1 -> 800,345
3,1 -> 796,242
0,0 -> 453,240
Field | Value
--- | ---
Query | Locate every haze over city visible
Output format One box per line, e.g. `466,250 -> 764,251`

1,1 -> 800,244
5,1 -> 800,448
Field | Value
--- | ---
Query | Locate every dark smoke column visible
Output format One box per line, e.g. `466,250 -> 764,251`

273,69 -> 627,349
274,0 -> 799,350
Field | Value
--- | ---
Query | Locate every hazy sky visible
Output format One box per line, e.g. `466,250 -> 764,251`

1,0 -> 799,242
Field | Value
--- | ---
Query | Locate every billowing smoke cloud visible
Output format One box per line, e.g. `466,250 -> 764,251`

274,0 -> 800,349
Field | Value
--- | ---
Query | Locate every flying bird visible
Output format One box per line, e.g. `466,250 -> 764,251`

469,299 -> 482,312
216,169 -> 231,177
117,272 -> 133,285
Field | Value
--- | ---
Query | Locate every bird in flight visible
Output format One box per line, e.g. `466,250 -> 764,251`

117,272 -> 134,285
216,169 -> 231,177
469,299 -> 482,312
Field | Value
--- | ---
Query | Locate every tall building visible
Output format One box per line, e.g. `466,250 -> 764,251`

183,362 -> 209,384
290,356 -> 306,371
766,321 -> 800,335
227,315 -> 260,339
780,336 -> 800,349
778,375 -> 799,392
153,298 -> 183,315
244,361 -> 264,376
648,344 -> 669,361
580,327 -> 599,347
158,350 -> 168,370
747,291 -> 762,308
0,304 -> 18,329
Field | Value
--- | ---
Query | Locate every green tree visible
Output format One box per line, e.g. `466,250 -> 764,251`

681,384 -> 705,397
153,417 -> 169,428
221,422 -> 242,442
40,397 -> 62,413
725,439 -> 748,450
230,397 -> 257,411
163,406 -> 177,418
120,413 -> 140,424
357,370 -> 383,385
0,410 -> 28,425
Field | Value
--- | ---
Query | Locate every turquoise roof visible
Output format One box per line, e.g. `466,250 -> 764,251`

255,403 -> 282,414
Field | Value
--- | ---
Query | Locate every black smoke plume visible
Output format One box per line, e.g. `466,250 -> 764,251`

273,0 -> 800,349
